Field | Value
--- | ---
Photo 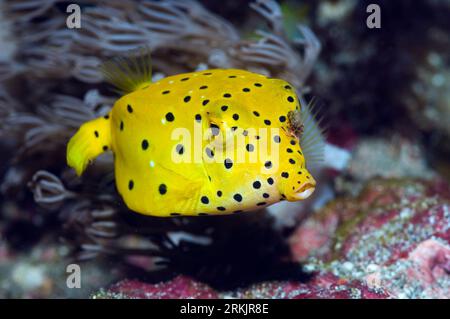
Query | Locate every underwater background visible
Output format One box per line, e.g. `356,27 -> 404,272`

0,0 -> 449,299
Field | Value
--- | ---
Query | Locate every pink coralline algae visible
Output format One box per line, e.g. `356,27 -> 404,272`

289,178 -> 450,298
366,239 -> 450,299
99,276 -> 219,299
97,273 -> 388,299
225,273 -> 388,299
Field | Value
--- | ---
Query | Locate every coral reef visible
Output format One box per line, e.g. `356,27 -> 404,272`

94,273 -> 388,299
0,0 -> 449,299
289,178 -> 450,298
95,276 -> 219,299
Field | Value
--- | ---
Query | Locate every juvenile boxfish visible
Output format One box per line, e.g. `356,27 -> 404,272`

67,52 -> 323,217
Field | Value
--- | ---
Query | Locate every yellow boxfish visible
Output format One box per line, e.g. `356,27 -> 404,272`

67,52 -> 323,217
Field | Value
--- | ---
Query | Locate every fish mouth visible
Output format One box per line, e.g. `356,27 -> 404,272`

293,182 -> 315,200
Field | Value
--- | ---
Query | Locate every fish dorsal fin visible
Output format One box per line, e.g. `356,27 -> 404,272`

100,47 -> 152,94
295,96 -> 326,168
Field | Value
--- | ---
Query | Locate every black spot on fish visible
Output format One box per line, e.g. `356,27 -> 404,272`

128,180 -> 134,190
166,112 -> 175,122
267,177 -> 274,185
287,96 -> 294,103
279,115 -> 286,122
242,88 -> 250,92
159,184 -> 167,195
264,161 -> 272,169
289,158 -> 296,164
253,111 -> 260,117
263,193 -> 270,198
253,181 -> 261,189
287,148 -> 293,153
184,96 -> 191,103
246,144 -> 254,152
103,146 -> 108,151
202,99 -> 210,106
94,131 -> 99,138
264,119 -> 271,125
195,114 -> 202,122
162,90 -> 170,95
217,190 -> 222,197
281,172 -> 289,178
201,196 -> 209,204
120,121 -> 124,131
224,158 -> 233,169
217,206 -> 226,211
221,105 -> 228,111
232,114 -> 239,121
181,77 -> 189,81
223,93 -> 232,98
141,139 -> 149,150
176,144 -> 184,155
206,147 -> 214,158
233,194 -> 243,202
127,104 -> 133,113
254,83 -> 262,87
210,124 -> 220,136
257,202 -> 266,206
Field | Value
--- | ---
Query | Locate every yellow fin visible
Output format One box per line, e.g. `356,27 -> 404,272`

100,47 -> 152,94
67,115 -> 112,176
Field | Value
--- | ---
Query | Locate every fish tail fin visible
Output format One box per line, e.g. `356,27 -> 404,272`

67,115 -> 112,176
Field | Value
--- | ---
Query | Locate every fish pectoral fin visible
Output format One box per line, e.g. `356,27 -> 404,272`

157,162 -> 203,196
151,163 -> 204,214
